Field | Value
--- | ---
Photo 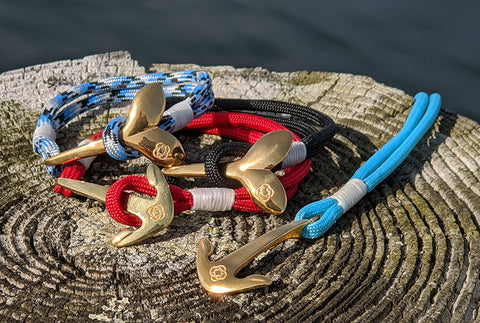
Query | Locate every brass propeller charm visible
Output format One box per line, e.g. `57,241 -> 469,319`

162,130 -> 293,214
44,83 -> 185,167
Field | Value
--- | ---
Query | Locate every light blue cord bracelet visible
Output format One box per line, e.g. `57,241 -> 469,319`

295,93 -> 442,239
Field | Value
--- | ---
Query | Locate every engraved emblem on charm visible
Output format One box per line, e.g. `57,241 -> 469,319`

196,219 -> 313,294
147,204 -> 165,221
56,164 -> 175,247
209,265 -> 228,282
153,142 -> 171,160
255,183 -> 274,202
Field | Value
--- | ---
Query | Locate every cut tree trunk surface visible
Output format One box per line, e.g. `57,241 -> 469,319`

0,51 -> 479,322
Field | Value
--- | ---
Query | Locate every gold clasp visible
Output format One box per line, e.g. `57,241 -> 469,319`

45,83 -> 185,167
196,219 -> 312,294
56,164 -> 174,247
162,130 -> 293,214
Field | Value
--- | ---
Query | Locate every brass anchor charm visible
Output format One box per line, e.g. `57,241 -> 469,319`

56,164 -> 174,247
196,219 -> 312,294
45,83 -> 185,167
163,130 -> 293,214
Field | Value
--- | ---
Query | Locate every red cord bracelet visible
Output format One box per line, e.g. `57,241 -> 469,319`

57,112 -> 312,227
105,158 -> 310,227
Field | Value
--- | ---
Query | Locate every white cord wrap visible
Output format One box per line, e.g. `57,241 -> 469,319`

163,100 -> 194,132
280,141 -> 307,169
189,187 -> 236,212
331,178 -> 367,213
33,124 -> 57,142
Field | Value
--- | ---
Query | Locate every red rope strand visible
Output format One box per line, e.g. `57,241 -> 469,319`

54,130 -> 104,197
57,112 -> 311,227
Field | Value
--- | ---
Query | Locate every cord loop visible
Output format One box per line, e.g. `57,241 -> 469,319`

102,116 -> 139,161
205,142 -> 251,188
296,92 -> 442,239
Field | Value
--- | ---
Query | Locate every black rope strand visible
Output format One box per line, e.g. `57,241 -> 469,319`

212,99 -> 336,158
187,98 -> 337,188
205,142 -> 250,188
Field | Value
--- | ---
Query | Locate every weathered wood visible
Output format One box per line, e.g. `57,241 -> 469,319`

0,51 -> 479,322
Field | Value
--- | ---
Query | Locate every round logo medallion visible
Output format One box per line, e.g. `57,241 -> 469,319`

255,183 -> 274,202
209,265 -> 228,282
147,204 -> 165,221
152,142 -> 171,160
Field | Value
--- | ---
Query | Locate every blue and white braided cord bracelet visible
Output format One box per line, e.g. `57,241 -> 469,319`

33,70 -> 214,177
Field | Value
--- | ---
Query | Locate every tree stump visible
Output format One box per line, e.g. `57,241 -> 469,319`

1,51 -> 479,322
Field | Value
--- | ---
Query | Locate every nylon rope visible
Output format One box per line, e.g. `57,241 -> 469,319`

104,112 -> 312,226
33,70 -> 214,176
295,92 -> 442,239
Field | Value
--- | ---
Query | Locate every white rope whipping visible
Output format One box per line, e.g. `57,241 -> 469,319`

280,141 -> 307,169
330,178 -> 368,213
32,124 -> 57,146
189,187 -> 236,212
76,139 -> 97,169
163,100 -> 194,132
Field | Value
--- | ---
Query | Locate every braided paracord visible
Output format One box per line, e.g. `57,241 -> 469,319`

103,113 -> 311,227
295,92 -> 442,239
211,98 -> 337,159
204,142 -> 250,188
183,111 -> 330,170
33,70 -> 214,176
56,109 -> 334,196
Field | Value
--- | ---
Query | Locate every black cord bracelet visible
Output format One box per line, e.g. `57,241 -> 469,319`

200,99 -> 336,188
212,99 -> 336,158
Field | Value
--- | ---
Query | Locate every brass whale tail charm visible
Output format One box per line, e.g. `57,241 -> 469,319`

196,219 -> 311,294
45,83 -> 185,167
163,130 -> 293,214
225,131 -> 292,214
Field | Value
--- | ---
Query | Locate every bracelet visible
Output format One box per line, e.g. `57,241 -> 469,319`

56,114 -> 313,247
194,92 -> 442,294
102,112 -> 313,224
295,93 -> 442,238
33,70 -> 214,176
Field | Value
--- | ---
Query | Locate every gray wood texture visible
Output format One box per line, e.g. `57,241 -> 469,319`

0,51 -> 479,322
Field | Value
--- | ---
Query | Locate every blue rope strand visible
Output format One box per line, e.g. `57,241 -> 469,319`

351,92 -> 429,186
295,93 -> 442,239
363,94 -> 441,189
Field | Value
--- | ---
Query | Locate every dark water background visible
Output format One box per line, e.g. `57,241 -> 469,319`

1,0 -> 478,122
